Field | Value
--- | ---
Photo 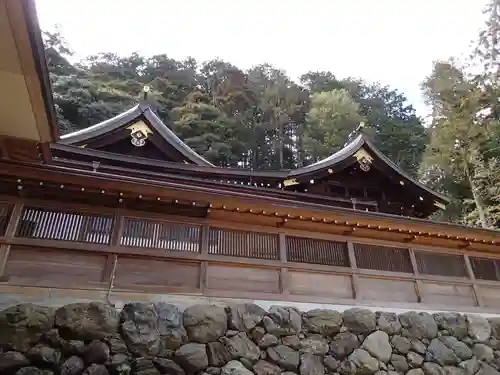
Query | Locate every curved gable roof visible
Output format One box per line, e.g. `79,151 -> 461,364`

289,134 -> 450,205
59,103 -> 214,167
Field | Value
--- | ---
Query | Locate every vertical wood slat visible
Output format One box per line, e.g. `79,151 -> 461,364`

347,241 -> 358,299
353,243 -> 412,273
120,217 -> 200,252
285,236 -> 348,266
414,250 -> 468,278
464,254 -> 483,307
16,206 -> 113,245
469,256 -> 500,281
208,227 -> 278,260
409,248 -> 423,303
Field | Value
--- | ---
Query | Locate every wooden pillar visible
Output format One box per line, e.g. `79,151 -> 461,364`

409,248 -> 424,303
464,254 -> 483,307
0,202 -> 24,279
279,233 -> 289,296
199,224 -> 210,293
347,241 -> 358,300
102,210 -> 123,283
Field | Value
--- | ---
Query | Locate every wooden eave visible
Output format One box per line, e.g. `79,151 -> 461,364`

55,133 -> 448,206
0,0 -> 59,162
58,103 -> 214,167
51,143 -> 286,182
49,151 -> 377,210
51,135 -> 447,216
2,159 -> 499,251
288,135 -> 450,206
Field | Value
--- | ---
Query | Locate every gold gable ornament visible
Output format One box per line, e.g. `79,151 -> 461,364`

353,149 -> 373,172
283,178 -> 299,187
127,121 -> 153,148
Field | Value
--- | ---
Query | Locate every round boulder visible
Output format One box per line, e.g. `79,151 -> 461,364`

302,309 -> 342,336
55,302 -> 119,341
399,312 -> 437,340
227,304 -> 266,332
0,304 -> 55,352
433,313 -> 468,339
361,331 -> 392,363
263,306 -> 301,337
183,305 -> 227,343
155,302 -> 188,350
120,302 -> 160,357
467,315 -> 491,342
343,308 -> 376,334
175,343 -> 209,373
0,351 -> 30,374
221,360 -> 253,375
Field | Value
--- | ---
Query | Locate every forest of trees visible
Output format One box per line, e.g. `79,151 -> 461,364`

44,0 -> 500,229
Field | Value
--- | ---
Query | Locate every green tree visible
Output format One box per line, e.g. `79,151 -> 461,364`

420,60 -> 499,227
171,91 -> 241,166
304,89 -> 364,162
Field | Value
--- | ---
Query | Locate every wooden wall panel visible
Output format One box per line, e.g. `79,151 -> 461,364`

114,257 -> 200,290
357,277 -> 418,303
420,281 -> 477,307
5,246 -> 106,287
0,136 -> 41,163
477,286 -> 500,308
206,264 -> 280,293
288,271 -> 352,299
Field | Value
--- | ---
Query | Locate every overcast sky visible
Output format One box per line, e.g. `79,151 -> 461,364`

35,0 -> 488,118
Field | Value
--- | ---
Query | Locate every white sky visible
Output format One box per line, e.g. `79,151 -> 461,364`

35,0 -> 488,118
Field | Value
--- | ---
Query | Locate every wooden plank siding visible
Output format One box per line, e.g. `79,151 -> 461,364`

1,197 -> 500,312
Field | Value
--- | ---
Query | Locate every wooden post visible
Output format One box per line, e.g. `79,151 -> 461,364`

102,210 -> 123,283
101,254 -> 118,282
199,224 -> 210,293
0,202 -> 24,279
347,241 -> 358,300
109,210 -> 124,247
409,248 -> 424,303
464,254 -> 483,307
279,233 -> 289,296
4,202 -> 24,239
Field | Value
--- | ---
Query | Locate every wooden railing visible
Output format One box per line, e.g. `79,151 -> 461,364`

1,198 -> 500,312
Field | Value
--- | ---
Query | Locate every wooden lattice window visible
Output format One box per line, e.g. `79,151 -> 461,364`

16,206 -> 113,245
208,228 -> 279,260
414,250 -> 467,278
0,203 -> 13,236
286,236 -> 349,266
120,218 -> 200,252
354,243 -> 413,273
470,257 -> 500,281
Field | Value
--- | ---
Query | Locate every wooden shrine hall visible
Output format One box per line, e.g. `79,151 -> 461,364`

1,0 -> 500,312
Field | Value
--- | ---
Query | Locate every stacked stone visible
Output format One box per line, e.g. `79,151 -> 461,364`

1,302 -> 500,375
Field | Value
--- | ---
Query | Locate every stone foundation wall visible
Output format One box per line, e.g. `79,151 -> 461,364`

1,302 -> 500,375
